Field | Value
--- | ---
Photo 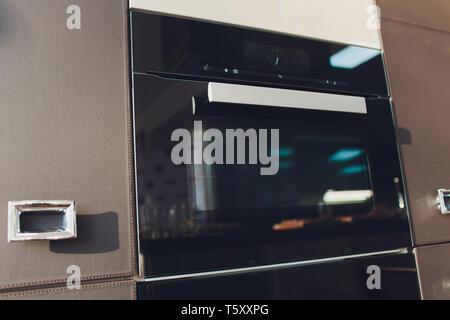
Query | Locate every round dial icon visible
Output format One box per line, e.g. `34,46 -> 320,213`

267,48 -> 287,69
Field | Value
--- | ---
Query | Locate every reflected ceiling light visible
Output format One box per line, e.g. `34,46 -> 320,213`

276,148 -> 294,157
330,46 -> 381,69
340,165 -> 366,175
279,161 -> 294,169
323,189 -> 373,205
329,149 -> 363,162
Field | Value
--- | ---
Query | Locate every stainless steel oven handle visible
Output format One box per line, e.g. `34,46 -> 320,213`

207,82 -> 367,114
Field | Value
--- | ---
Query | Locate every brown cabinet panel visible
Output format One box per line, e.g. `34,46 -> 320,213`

414,244 -> 450,299
0,0 -> 136,289
380,19 -> 450,245
376,0 -> 450,33
0,280 -> 136,300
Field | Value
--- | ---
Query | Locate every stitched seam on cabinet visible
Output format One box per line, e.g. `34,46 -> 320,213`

123,0 -> 137,276
0,272 -> 135,290
0,280 -> 136,298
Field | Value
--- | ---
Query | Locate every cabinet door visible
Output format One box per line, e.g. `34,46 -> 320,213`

0,280 -> 136,300
380,18 -> 450,245
0,0 -> 136,289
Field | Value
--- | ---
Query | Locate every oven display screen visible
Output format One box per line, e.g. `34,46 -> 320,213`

244,42 -> 311,76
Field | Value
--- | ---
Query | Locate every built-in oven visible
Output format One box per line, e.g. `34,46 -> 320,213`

130,10 -> 415,292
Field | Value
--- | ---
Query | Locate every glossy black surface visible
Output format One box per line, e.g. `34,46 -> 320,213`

192,103 -> 372,214
131,11 -> 412,281
137,253 -> 420,300
131,11 -> 388,97
133,74 -> 411,277
19,211 -> 64,233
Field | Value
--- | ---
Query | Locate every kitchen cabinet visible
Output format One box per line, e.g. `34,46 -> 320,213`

378,10 -> 450,246
0,0 -> 135,290
378,0 -> 450,298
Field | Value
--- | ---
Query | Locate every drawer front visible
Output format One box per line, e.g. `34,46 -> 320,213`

380,18 -> 450,245
0,0 -> 136,289
414,244 -> 450,299
0,280 -> 136,300
138,253 -> 420,300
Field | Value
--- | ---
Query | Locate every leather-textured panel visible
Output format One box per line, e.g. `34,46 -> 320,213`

380,19 -> 450,245
414,244 -> 450,299
376,0 -> 450,33
0,280 -> 136,300
0,0 -> 136,288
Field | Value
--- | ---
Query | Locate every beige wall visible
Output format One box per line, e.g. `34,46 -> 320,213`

130,0 -> 381,48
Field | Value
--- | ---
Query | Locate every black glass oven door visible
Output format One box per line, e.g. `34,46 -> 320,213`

133,74 -> 412,277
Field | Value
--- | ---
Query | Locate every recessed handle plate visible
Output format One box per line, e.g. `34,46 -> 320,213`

8,200 -> 77,242
437,189 -> 450,215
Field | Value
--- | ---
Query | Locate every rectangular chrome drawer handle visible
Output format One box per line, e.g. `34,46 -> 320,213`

8,200 -> 77,242
437,189 -> 450,215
